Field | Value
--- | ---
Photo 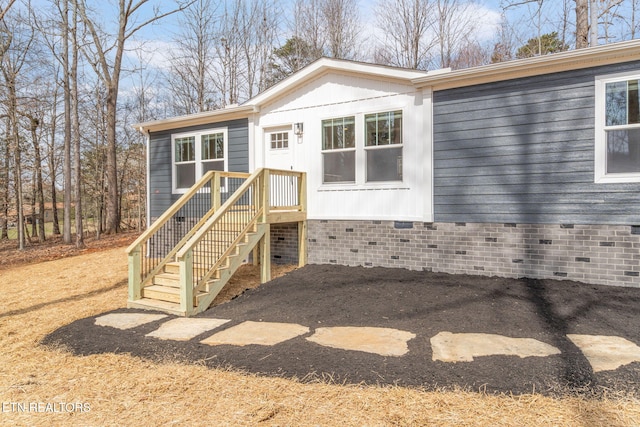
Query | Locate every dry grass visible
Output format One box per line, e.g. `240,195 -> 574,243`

0,246 -> 639,426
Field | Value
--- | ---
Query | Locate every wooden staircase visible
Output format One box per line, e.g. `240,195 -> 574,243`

127,169 -> 306,316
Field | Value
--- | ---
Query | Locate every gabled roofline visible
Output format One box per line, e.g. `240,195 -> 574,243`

413,38 -> 640,90
134,58 -> 430,133
135,40 -> 640,133
249,57 -> 430,107
133,104 -> 257,133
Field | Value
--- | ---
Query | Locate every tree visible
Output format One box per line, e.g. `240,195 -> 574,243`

374,0 -> 436,70
449,37 -> 490,69
264,37 -> 323,87
288,0 -> 360,61
321,0 -> 360,59
491,20 -> 516,63
167,0 -> 219,115
0,8 -> 35,250
434,0 -> 482,69
575,0 -> 589,48
516,31 -> 569,58
75,0 -> 193,235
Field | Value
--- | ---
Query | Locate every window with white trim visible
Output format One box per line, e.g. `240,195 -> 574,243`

172,128 -> 227,192
365,110 -> 403,182
595,72 -> 640,182
322,116 -> 355,183
270,132 -> 289,149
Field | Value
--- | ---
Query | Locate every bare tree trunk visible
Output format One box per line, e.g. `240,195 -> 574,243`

575,0 -> 589,48
48,99 -> 61,235
62,0 -> 72,243
0,118 -> 9,239
71,2 -> 84,248
3,63 -> 26,249
9,104 -> 25,250
30,116 -> 46,242
76,0 -> 191,235
30,178 -> 36,238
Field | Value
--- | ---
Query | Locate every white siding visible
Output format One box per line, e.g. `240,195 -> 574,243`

254,72 -> 432,221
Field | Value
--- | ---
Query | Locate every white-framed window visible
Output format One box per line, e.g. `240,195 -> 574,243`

270,132 -> 289,149
171,128 -> 228,193
595,71 -> 640,183
365,110 -> 403,182
321,116 -> 356,183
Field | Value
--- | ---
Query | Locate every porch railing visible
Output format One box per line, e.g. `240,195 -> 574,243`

126,171 -> 251,300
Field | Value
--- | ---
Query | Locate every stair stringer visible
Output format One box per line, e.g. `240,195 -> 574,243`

193,223 -> 267,314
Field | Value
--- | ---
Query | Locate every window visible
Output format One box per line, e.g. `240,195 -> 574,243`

172,128 -> 227,192
322,116 -> 355,183
174,136 -> 195,189
595,72 -> 640,183
365,110 -> 403,182
270,132 -> 289,149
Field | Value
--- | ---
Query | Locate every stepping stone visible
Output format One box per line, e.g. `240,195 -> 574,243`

201,321 -> 309,347
567,334 -> 640,372
431,331 -> 561,363
95,313 -> 167,330
146,318 -> 231,341
306,326 -> 415,357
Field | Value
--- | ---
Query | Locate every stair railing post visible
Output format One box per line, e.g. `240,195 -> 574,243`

297,172 -> 307,267
261,169 -> 270,223
179,249 -> 194,315
259,169 -> 271,283
211,171 -> 221,212
128,245 -> 142,301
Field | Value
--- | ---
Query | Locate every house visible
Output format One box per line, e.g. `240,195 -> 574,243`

131,39 -> 640,315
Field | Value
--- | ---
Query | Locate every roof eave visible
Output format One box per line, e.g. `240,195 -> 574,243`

413,39 -> 640,90
249,57 -> 429,106
133,104 -> 257,133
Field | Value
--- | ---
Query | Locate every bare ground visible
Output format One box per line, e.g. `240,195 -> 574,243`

0,237 -> 639,425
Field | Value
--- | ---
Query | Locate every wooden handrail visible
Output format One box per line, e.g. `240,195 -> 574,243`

176,168 -> 264,260
193,208 -> 264,293
126,170 -> 250,254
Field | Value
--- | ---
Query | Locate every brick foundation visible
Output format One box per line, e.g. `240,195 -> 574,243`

270,223 -> 299,265
307,220 -> 640,288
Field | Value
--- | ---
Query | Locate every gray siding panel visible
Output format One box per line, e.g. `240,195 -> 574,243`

433,60 -> 640,225
148,118 -> 249,218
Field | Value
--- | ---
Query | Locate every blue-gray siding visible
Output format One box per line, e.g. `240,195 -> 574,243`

148,119 -> 249,218
433,60 -> 640,225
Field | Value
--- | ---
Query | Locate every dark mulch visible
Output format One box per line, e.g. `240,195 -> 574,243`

42,264 -> 640,396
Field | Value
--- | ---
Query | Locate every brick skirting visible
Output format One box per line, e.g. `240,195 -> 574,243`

270,223 -> 299,265
307,220 -> 640,288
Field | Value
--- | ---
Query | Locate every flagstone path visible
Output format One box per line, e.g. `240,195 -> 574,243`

43,264 -> 640,395
93,312 -> 640,372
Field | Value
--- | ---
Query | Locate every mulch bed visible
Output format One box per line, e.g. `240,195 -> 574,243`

43,264 -> 640,396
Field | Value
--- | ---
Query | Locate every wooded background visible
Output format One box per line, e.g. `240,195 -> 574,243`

0,0 -> 636,249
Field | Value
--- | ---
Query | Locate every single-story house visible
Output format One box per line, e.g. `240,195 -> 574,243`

134,39 -> 640,311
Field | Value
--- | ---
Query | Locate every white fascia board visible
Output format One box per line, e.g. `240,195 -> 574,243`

133,104 -> 257,133
413,39 -> 640,90
249,57 -> 430,107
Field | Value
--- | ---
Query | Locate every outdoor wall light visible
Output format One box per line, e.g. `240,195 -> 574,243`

294,122 -> 304,136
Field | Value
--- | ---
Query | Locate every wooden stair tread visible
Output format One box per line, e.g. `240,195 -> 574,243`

127,298 -> 186,316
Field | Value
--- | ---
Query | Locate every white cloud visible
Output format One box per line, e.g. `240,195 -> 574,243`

466,2 -> 504,43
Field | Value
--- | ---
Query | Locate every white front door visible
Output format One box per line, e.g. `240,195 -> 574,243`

264,126 -> 296,206
264,126 -> 293,171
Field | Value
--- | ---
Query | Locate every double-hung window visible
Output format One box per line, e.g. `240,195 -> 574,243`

595,72 -> 640,182
322,116 -> 356,183
365,110 -> 403,182
172,128 -> 227,192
